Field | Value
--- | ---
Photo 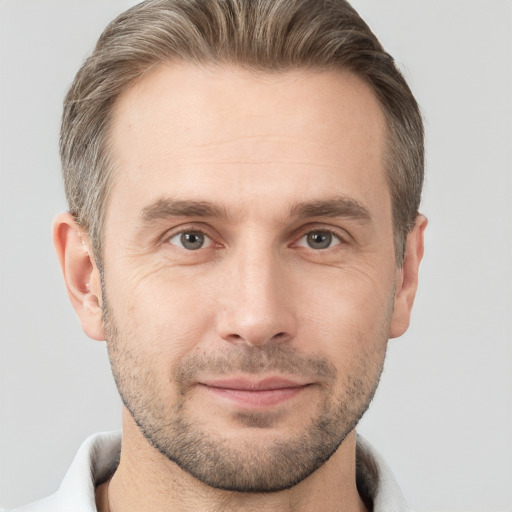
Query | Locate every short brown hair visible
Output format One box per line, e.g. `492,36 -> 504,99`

61,0 -> 424,268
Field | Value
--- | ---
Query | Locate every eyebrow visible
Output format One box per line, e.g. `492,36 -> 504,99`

138,195 -> 372,227
290,196 -> 372,222
140,198 -> 229,224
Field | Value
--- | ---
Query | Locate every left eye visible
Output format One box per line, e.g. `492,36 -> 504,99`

168,231 -> 212,250
297,230 -> 341,250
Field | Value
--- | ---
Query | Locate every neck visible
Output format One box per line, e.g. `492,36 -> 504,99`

100,409 -> 367,512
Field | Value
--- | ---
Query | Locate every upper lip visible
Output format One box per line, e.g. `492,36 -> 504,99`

201,377 -> 309,391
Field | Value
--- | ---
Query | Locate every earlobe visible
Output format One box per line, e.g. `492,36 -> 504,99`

53,212 -> 105,341
389,214 -> 427,339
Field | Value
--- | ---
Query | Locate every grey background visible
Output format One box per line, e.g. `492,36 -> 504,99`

1,1 -> 511,510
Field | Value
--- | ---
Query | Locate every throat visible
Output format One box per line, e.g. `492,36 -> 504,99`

95,477 -> 112,512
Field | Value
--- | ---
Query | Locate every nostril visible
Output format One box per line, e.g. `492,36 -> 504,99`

223,330 -> 291,347
272,332 -> 288,341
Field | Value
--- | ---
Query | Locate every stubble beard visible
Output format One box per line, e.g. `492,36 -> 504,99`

102,300 -> 389,493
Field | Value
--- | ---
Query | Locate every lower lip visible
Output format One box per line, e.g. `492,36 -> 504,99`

202,385 -> 308,408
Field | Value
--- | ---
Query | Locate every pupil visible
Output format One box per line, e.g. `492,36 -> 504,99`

307,232 -> 331,249
181,232 -> 204,250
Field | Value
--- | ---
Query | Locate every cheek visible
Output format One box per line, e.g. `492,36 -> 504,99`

104,265 -> 220,367
294,266 -> 394,365
297,261 -> 395,322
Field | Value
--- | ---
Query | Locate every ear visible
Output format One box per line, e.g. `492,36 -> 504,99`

53,212 -> 105,341
389,214 -> 427,339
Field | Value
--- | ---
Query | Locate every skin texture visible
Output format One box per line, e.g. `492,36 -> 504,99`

54,63 -> 426,512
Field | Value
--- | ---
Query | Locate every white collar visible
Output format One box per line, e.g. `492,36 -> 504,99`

11,431 -> 408,511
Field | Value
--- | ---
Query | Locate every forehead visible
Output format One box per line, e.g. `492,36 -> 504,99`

107,63 -> 389,221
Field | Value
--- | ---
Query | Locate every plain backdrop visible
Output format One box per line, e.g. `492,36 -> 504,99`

0,1 -> 511,510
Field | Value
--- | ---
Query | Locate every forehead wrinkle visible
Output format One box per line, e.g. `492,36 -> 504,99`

290,196 -> 372,222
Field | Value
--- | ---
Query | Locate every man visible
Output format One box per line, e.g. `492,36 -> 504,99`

13,0 -> 426,510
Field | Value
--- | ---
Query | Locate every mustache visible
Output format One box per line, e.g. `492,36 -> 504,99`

173,343 -> 337,385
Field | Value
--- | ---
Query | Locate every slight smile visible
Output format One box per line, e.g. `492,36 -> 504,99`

199,377 -> 312,409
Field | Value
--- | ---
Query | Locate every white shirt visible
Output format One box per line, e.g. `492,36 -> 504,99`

8,431 -> 409,511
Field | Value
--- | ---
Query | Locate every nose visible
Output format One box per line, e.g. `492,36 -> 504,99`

215,242 -> 297,347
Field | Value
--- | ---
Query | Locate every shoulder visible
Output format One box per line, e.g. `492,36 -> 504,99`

356,434 -> 411,512
7,431 -> 121,512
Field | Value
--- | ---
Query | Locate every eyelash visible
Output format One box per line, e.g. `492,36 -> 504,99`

293,227 -> 346,250
163,224 -> 348,253
165,227 -> 216,250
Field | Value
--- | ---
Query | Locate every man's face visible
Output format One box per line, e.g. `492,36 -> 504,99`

99,64 -> 400,491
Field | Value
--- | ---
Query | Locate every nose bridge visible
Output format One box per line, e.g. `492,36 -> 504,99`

216,234 -> 296,346
238,241 -> 279,315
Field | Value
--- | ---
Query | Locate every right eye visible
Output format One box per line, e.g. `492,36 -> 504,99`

168,230 -> 213,250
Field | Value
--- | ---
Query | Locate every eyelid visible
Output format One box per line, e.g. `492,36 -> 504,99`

290,223 -> 351,247
158,221 -> 350,250
296,231 -> 342,250
160,223 -> 221,248
168,230 -> 213,249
